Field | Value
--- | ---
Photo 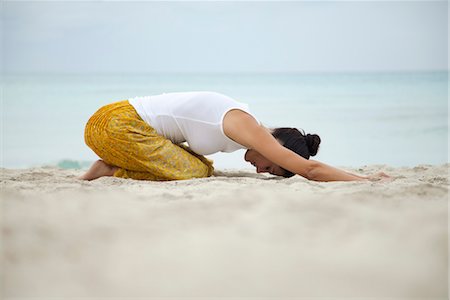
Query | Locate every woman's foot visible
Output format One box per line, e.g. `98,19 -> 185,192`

78,160 -> 118,181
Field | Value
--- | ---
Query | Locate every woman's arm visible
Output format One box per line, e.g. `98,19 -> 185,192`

223,110 -> 369,182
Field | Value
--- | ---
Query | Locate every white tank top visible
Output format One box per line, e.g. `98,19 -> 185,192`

128,91 -> 259,155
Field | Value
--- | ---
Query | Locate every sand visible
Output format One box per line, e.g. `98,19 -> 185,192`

1,164 -> 448,299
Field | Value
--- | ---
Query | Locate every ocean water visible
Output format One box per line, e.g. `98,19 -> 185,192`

1,71 -> 448,170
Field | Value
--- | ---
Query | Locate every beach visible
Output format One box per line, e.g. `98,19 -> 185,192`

3,1 -> 448,298
1,164 -> 448,299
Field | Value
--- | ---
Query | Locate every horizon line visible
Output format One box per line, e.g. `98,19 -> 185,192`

2,69 -> 449,77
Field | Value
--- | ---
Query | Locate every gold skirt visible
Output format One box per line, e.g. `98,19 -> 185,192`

84,100 -> 214,181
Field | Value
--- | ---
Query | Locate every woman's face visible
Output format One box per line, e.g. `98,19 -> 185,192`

244,149 -> 285,176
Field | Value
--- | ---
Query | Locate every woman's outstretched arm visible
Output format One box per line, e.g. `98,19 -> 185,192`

223,110 -> 375,182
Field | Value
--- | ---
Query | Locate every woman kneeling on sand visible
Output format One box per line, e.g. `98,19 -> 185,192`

80,91 -> 388,182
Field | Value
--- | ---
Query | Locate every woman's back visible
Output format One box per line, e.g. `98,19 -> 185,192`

129,91 -> 258,155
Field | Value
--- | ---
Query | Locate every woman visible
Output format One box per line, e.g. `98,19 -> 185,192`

80,91 -> 388,181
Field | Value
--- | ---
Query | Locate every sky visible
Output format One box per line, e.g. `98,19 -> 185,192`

2,1 -> 448,74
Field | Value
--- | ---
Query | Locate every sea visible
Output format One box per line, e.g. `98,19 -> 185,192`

1,71 -> 448,170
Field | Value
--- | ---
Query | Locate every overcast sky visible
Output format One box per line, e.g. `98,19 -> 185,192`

3,1 -> 448,74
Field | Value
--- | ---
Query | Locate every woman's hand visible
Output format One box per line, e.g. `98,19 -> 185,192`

367,172 -> 391,182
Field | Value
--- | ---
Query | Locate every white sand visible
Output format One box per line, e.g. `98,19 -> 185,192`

1,164 -> 448,299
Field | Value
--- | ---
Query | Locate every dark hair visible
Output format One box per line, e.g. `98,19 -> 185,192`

271,127 -> 321,178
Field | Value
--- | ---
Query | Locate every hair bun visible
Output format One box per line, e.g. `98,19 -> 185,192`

305,133 -> 321,156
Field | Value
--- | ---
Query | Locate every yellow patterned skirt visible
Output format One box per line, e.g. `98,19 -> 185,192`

84,100 -> 214,181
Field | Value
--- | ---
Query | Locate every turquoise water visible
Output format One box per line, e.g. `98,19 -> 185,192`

1,71 -> 448,170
